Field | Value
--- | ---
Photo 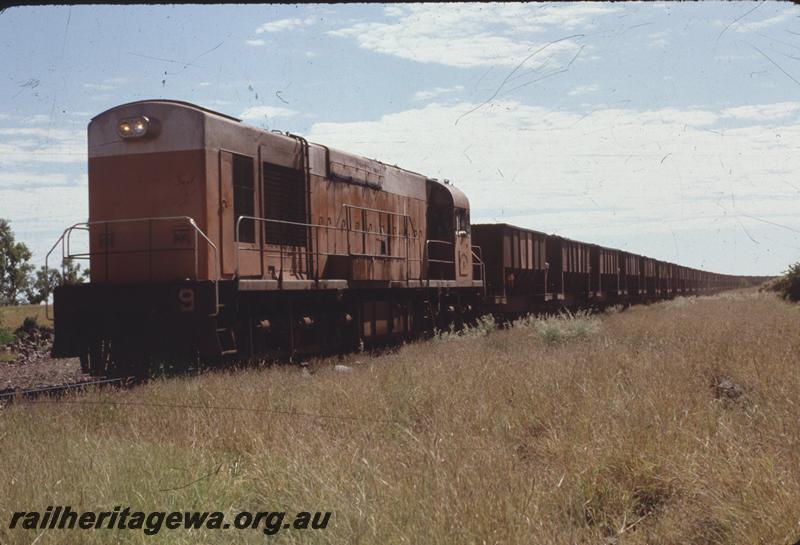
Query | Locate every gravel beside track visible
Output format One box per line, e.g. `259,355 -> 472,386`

0,356 -> 90,392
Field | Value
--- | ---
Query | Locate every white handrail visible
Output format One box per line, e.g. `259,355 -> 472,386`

234,210 -> 421,281
45,216 -> 220,320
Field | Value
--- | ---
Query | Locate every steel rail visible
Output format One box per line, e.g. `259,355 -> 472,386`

0,376 -> 133,403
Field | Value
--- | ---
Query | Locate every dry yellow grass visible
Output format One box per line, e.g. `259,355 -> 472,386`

1,289 -> 799,544
0,304 -> 48,332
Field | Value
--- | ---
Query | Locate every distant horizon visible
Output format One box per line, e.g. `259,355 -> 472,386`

2,3 -> 799,275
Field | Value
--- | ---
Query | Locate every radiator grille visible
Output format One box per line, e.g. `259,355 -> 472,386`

263,162 -> 307,247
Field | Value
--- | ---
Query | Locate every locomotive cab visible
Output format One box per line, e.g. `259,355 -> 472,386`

425,179 -> 473,286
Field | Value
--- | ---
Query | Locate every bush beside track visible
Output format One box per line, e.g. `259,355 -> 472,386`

767,261 -> 800,302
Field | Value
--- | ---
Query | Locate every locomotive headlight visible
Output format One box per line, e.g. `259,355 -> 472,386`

117,116 -> 158,139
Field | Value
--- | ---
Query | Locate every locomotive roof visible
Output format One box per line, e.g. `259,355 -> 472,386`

93,99 -> 458,194
92,99 -> 243,123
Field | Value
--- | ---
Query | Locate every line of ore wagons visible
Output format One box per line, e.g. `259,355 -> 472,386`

471,223 -> 747,313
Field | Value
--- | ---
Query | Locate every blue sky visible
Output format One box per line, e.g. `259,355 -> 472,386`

1,2 -> 800,275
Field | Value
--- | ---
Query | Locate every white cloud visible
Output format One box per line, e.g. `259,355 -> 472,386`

328,3 -> 618,68
245,39 -> 266,47
413,85 -> 464,101
0,171 -> 78,189
306,101 -> 800,273
567,84 -> 599,96
721,102 -> 800,121
0,185 -> 89,266
21,114 -> 50,125
713,54 -> 758,62
0,126 -> 85,168
710,8 -> 799,34
198,82 -> 212,87
0,127 -> 62,137
256,17 -> 315,34
384,6 -> 404,18
512,4 -> 622,29
239,106 -> 298,120
733,9 -> 797,33
82,83 -> 114,91
647,31 -> 669,48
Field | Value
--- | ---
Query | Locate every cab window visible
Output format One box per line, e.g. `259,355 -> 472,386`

455,208 -> 470,234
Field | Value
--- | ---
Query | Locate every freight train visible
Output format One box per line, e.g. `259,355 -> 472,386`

47,100 -> 761,377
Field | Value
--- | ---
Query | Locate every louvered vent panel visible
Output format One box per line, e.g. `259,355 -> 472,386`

263,162 -> 307,247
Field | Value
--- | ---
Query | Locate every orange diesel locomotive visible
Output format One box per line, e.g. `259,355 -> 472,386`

50,100 -> 483,375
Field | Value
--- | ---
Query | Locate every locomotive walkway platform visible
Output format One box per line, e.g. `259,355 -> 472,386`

237,279 -> 485,291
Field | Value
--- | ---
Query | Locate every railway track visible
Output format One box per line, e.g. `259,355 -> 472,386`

0,377 -> 133,403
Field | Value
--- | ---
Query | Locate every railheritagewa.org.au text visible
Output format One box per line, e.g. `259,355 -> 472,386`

9,506 -> 331,536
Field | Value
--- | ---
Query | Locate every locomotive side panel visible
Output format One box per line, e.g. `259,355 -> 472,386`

323,165 -> 426,283
205,114 -> 431,285
204,116 -> 300,279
